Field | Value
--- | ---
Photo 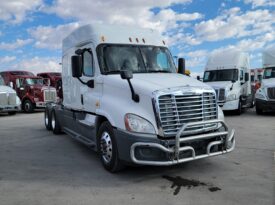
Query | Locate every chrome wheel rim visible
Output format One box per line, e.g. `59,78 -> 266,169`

51,113 -> 55,129
45,112 -> 49,125
25,103 -> 30,111
100,131 -> 113,164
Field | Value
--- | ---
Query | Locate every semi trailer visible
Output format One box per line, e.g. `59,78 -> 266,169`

0,71 -> 57,112
203,50 -> 253,114
0,75 -> 21,115
255,48 -> 275,114
44,24 -> 235,172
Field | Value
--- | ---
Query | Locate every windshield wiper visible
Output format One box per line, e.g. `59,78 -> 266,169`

103,70 -> 121,75
147,70 -> 171,73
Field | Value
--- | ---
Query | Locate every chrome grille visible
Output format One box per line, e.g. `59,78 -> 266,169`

158,92 -> 217,136
0,93 -> 8,106
215,88 -> 225,101
8,93 -> 16,105
267,87 -> 275,99
44,90 -> 56,102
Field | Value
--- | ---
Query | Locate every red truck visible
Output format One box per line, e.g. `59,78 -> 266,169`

0,71 -> 57,112
37,72 -> 62,100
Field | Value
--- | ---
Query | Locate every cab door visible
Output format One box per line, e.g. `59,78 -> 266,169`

76,44 -> 103,140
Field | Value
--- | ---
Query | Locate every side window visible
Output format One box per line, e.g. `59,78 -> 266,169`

240,70 -> 244,81
82,51 -> 94,77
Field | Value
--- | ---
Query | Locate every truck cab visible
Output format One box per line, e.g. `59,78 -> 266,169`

203,50 -> 252,114
255,48 -> 275,114
44,24 -> 235,172
0,75 -> 21,115
37,72 -> 61,88
0,71 -> 57,112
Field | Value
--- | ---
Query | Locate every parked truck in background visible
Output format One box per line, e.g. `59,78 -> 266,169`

0,75 -> 21,115
0,71 -> 57,113
255,48 -> 275,114
37,72 -> 62,100
44,24 -> 235,172
203,50 -> 253,115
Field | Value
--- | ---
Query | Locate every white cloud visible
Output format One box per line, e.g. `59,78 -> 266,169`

0,39 -> 33,50
194,8 -> 274,42
8,57 -> 61,74
244,0 -> 275,8
0,0 -> 42,24
0,56 -> 16,64
29,22 -> 80,50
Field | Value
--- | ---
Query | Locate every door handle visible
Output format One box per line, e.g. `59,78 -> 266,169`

81,94 -> 84,105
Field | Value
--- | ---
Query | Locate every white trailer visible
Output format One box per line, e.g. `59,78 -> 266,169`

44,24 -> 235,172
0,75 -> 21,115
203,50 -> 253,114
255,48 -> 275,114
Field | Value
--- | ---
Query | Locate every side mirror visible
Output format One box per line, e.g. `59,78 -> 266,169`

245,73 -> 249,82
71,55 -> 82,78
197,76 -> 200,81
120,70 -> 133,80
178,58 -> 185,75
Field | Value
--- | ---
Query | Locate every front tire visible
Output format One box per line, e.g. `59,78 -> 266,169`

236,99 -> 242,115
256,104 -> 263,115
23,99 -> 34,113
97,121 -> 124,172
8,111 -> 16,115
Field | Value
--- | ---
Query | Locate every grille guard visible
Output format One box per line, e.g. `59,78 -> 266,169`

130,119 -> 235,166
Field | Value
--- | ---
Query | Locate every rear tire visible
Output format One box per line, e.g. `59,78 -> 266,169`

44,109 -> 52,130
23,99 -> 34,113
97,121 -> 124,172
51,111 -> 62,134
8,111 -> 16,115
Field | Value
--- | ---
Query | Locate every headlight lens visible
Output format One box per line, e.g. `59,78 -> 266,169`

124,113 -> 155,134
226,94 -> 236,101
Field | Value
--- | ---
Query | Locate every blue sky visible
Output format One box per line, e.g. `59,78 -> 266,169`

0,0 -> 274,76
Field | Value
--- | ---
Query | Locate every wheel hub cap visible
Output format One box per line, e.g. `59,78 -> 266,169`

100,132 -> 112,164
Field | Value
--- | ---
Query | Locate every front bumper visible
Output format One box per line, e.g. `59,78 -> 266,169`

219,99 -> 239,111
35,101 -> 46,108
115,120 -> 235,166
255,99 -> 275,111
0,105 -> 20,113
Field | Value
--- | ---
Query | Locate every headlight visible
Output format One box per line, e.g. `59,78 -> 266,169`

226,94 -> 236,101
124,113 -> 156,134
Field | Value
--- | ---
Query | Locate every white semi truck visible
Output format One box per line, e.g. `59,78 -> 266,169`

44,24 -> 235,172
0,75 -> 21,115
255,48 -> 275,114
203,50 -> 253,115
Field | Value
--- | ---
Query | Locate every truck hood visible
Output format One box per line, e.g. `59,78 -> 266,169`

104,73 -> 213,96
0,85 -> 16,94
205,81 -> 233,90
262,79 -> 275,88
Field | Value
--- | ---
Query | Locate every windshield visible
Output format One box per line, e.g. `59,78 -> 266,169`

97,45 -> 176,74
203,69 -> 238,82
263,67 -> 275,79
26,78 -> 44,85
0,77 -> 4,85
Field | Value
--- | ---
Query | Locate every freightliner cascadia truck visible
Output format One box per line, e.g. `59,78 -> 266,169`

0,75 -> 21,115
0,71 -> 57,112
203,50 -> 253,115
44,24 -> 235,172
255,48 -> 275,114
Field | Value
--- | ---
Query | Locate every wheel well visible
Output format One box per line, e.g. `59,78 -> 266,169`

95,115 -> 109,136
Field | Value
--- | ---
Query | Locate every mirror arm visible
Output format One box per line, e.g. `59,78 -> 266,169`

126,79 -> 139,103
